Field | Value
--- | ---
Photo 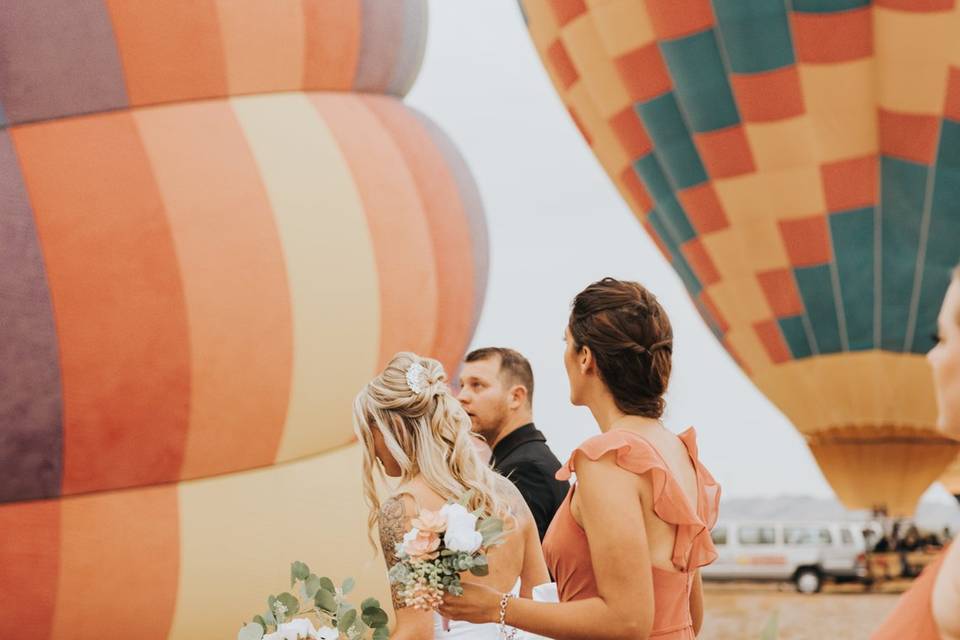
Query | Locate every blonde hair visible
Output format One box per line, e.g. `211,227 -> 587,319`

353,352 -> 517,546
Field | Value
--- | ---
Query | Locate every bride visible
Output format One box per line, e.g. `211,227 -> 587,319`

353,352 -> 550,639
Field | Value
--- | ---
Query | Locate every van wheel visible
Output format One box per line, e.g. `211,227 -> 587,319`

795,568 -> 822,594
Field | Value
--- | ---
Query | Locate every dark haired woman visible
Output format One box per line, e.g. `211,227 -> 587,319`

441,278 -> 721,640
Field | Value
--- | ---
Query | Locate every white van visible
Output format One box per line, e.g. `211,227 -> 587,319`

701,521 -> 870,593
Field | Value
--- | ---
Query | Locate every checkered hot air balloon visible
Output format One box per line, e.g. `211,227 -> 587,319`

520,0 -> 960,515
0,2 -> 487,638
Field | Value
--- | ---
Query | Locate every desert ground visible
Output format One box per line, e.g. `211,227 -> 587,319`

700,581 -> 911,639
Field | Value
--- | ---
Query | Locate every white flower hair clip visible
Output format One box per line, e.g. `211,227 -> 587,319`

406,362 -> 429,395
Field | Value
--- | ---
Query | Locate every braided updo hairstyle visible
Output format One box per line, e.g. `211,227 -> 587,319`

353,352 -> 516,546
569,278 -> 673,418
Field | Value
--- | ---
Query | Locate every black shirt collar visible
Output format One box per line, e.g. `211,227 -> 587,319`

491,423 -> 545,464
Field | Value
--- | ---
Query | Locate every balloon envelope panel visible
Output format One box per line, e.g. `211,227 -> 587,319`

520,0 -> 960,514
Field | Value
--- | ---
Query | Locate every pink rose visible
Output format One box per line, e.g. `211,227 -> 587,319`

402,528 -> 441,561
412,508 -> 447,534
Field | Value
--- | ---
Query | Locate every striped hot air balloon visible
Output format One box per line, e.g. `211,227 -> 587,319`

520,0 -> 960,515
0,2 -> 487,638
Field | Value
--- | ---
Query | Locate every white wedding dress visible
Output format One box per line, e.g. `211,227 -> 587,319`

430,582 -> 557,640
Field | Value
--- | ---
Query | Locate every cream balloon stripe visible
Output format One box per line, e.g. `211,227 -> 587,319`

308,93 -> 440,373
232,93 -> 382,465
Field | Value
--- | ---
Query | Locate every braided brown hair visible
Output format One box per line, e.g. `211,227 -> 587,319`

569,278 -> 673,418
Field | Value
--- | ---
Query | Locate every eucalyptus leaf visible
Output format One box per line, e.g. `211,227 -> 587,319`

362,606 -> 389,628
316,588 -> 338,613
305,575 -> 323,599
338,608 -> 358,633
237,622 -> 264,640
252,615 -> 268,630
341,577 -> 356,595
277,592 -> 299,616
469,563 -> 489,577
262,609 -> 277,627
291,561 -> 310,587
319,577 -> 336,593
373,624 -> 391,640
361,598 -> 380,612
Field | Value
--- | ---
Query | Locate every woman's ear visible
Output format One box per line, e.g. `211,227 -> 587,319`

580,345 -> 594,375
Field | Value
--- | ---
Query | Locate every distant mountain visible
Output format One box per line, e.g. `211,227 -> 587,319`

720,495 -> 960,533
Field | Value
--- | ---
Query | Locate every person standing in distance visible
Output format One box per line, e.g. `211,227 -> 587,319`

457,347 -> 569,540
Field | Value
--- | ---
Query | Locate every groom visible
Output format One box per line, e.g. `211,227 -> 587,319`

457,347 -> 568,540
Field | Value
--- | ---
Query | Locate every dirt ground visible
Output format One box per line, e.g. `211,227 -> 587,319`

700,581 -> 911,640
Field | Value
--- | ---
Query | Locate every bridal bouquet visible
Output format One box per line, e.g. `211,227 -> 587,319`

388,491 -> 506,611
237,561 -> 390,640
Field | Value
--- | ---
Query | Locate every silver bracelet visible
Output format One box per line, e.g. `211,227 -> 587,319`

498,592 -> 518,640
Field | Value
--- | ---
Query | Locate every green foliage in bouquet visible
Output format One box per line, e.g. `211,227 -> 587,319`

237,561 -> 390,640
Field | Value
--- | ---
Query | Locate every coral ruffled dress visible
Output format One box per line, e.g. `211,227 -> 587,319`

542,428 -> 721,639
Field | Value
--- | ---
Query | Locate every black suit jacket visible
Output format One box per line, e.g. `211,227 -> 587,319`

491,423 -> 569,540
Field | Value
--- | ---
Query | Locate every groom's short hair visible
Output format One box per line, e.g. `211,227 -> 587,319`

464,347 -> 534,405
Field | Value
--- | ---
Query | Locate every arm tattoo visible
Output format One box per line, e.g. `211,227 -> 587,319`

378,496 -> 409,610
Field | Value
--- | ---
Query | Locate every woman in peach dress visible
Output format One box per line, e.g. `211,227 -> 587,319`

872,265 -> 960,640
441,278 -> 721,640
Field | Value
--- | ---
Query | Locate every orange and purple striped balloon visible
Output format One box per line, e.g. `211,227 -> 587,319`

0,2 -> 487,638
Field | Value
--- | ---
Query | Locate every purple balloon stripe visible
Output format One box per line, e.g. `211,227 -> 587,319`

0,0 -> 129,126
0,131 -> 63,503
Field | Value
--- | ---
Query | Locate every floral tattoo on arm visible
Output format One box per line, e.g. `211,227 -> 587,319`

379,496 -> 409,610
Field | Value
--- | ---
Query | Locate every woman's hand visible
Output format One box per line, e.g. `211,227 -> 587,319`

438,582 -> 502,625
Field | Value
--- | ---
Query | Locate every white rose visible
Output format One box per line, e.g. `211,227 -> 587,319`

314,626 -> 339,640
262,617 -> 337,640
402,527 -> 421,545
441,503 -> 483,553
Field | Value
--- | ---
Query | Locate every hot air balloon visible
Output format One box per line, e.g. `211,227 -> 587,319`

520,0 -> 960,515
0,2 -> 487,638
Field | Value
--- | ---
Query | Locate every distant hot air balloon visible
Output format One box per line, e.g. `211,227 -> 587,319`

520,0 -> 960,515
0,2 -> 487,638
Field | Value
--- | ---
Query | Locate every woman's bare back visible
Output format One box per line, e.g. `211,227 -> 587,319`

379,476 -> 548,605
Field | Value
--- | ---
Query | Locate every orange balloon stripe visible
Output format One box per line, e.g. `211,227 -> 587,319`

878,109 -> 941,164
106,0 -> 228,106
410,111 -> 490,345
309,94 -> 438,367
303,0 -> 361,90
730,66 -> 805,123
875,0 -> 955,10
0,499 -> 59,638
945,68 -> 960,122
215,0 -> 305,96
50,486 -> 179,640
791,9 -> 873,64
134,101 -> 293,480
821,155 -> 878,211
11,113 -> 191,497
363,97 -> 477,376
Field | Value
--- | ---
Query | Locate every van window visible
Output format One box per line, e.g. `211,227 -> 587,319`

784,526 -> 813,545
738,526 -> 776,545
841,528 -> 854,545
818,528 -> 832,544
711,527 -> 727,546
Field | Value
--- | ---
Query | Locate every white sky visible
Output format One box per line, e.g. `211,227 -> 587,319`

406,0 -> 955,504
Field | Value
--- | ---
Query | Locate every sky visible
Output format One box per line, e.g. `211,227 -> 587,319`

405,0 -> 955,504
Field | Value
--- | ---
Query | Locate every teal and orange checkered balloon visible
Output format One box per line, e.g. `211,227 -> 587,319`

521,0 -> 960,515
